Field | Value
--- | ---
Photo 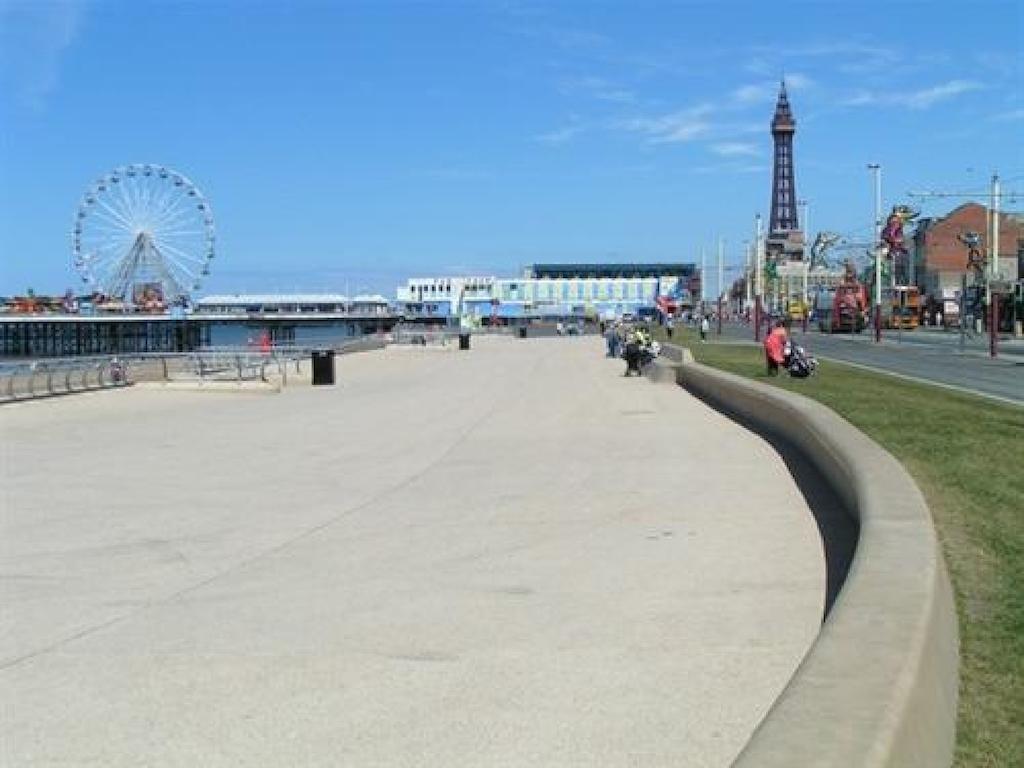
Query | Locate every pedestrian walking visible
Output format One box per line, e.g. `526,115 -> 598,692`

605,324 -> 617,357
666,316 -> 674,340
699,316 -> 709,342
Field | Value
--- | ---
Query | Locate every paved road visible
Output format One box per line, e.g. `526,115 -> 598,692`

709,322 -> 1023,405
1,337 -> 823,767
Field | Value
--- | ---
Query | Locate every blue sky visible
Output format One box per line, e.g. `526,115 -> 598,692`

1,0 -> 1022,298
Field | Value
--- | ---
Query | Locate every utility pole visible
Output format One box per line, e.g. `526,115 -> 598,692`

798,198 -> 810,306
744,240 -> 752,306
990,172 -> 1001,355
717,236 -> 724,335
754,214 -> 764,342
988,173 -> 1001,303
868,163 -> 882,342
700,245 -> 706,315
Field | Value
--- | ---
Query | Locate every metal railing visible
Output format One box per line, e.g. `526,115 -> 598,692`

389,329 -> 461,346
1,357 -> 132,402
1,337 -> 386,403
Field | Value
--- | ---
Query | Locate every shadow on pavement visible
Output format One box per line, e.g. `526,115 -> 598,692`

697,400 -> 859,622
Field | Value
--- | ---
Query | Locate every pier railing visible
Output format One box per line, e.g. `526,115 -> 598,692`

1,357 -> 133,401
390,329 -> 461,346
1,337 -> 386,403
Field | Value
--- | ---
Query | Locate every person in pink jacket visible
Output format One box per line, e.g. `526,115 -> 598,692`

764,320 -> 788,375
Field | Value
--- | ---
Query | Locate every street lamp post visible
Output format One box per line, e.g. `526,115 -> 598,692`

743,240 -> 752,308
717,236 -> 724,336
700,245 -> 707,316
798,199 -> 809,333
753,215 -> 761,342
990,173 -> 1001,356
868,163 -> 883,342
798,199 -> 809,302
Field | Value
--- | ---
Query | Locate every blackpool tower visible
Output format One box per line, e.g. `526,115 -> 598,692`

767,80 -> 804,260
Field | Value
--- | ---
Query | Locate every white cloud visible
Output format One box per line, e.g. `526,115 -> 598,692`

905,79 -> 984,109
617,104 -> 714,144
840,79 -> 984,110
711,142 -> 760,157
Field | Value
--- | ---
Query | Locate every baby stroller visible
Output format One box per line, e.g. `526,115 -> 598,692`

784,341 -> 818,378
639,340 -> 660,369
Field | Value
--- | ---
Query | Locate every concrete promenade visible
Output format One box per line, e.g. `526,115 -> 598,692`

1,337 -> 824,767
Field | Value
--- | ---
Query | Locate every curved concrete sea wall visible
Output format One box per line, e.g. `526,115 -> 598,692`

665,357 -> 958,767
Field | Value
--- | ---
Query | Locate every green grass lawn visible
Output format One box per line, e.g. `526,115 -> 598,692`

653,327 -> 1023,767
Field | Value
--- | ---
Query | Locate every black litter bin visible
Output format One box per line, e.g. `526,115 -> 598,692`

311,349 -> 336,385
458,333 -> 471,350
518,326 -> 527,339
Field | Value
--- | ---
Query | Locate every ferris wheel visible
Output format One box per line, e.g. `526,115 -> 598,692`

72,164 -> 215,305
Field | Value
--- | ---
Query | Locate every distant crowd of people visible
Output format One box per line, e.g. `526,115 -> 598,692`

597,311 -> 816,380
601,321 -> 660,376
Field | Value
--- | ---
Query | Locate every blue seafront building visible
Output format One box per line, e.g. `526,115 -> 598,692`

394,263 -> 697,324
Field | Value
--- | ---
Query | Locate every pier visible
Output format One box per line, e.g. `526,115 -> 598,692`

0,312 -> 399,358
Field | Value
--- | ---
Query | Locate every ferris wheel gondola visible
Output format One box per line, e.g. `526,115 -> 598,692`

71,164 -> 216,306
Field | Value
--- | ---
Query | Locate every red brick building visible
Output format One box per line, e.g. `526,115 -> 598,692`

912,202 -> 1022,303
